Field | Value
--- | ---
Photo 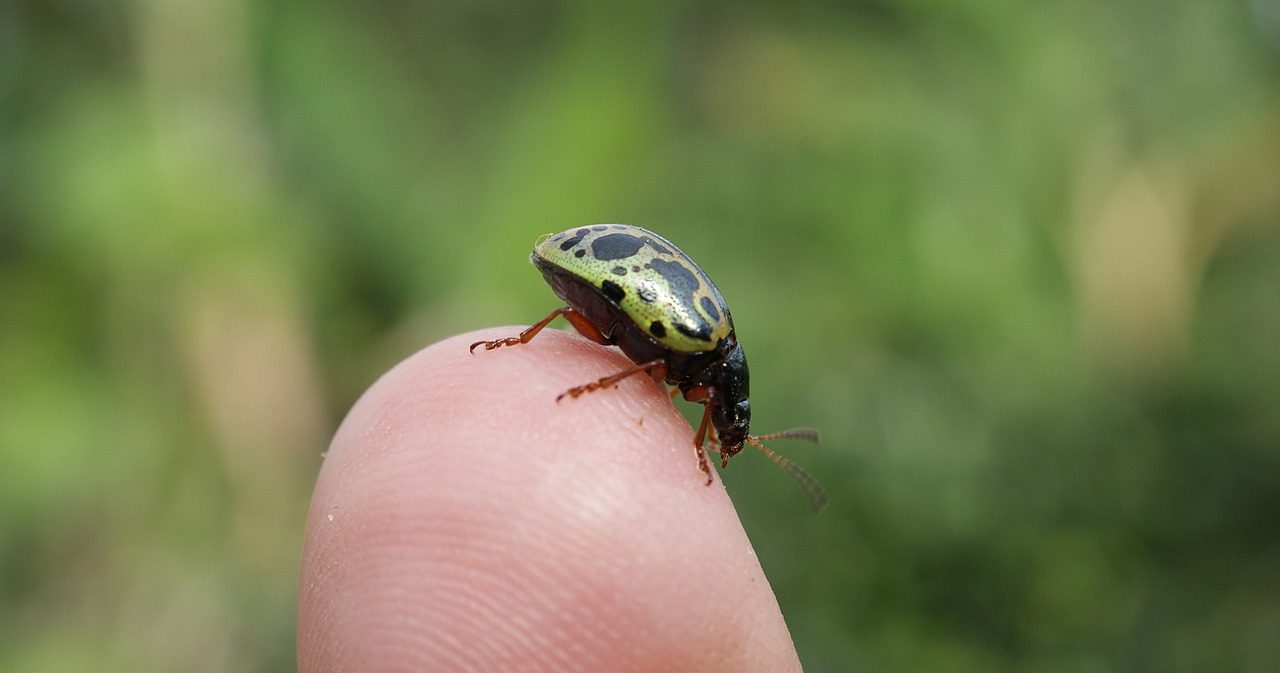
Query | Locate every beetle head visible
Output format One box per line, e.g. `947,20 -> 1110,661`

710,340 -> 751,463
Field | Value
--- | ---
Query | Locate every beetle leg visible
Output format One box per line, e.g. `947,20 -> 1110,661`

470,306 -> 619,354
681,385 -> 711,404
470,307 -> 580,352
559,309 -> 613,346
557,359 -> 668,402
682,385 -> 716,484
691,404 -> 714,485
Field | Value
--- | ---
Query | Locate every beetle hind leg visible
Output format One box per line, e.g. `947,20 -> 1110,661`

470,306 -> 614,353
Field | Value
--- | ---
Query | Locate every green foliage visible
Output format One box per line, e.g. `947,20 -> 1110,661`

3,0 -> 1278,671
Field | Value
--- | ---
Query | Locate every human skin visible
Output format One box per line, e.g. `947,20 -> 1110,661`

297,328 -> 804,672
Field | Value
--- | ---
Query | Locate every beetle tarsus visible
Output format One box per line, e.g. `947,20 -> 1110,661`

469,337 -> 521,353
698,450 -> 713,486
555,386 -> 587,402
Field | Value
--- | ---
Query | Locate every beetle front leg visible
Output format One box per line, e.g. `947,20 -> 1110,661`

691,403 -> 714,485
683,386 -> 716,485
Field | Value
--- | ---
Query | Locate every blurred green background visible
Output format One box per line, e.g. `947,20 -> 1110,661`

3,0 -> 1279,671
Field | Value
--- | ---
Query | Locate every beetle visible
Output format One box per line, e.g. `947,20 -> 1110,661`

470,224 -> 827,511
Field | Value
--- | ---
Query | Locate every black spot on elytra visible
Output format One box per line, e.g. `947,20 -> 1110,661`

649,258 -> 713,342
559,228 -> 591,251
632,265 -> 640,272
700,296 -> 721,322
640,236 -> 672,256
574,249 -> 586,258
649,321 -> 666,338
611,266 -> 627,276
592,232 -> 678,260
637,286 -> 657,303
592,234 -> 646,260
592,225 -> 609,231
675,322 -> 712,342
601,280 -> 625,303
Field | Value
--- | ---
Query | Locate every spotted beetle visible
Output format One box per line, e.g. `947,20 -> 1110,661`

470,224 -> 827,511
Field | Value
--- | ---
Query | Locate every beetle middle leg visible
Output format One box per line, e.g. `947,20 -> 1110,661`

557,359 -> 668,402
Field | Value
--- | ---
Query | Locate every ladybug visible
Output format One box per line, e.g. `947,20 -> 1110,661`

470,224 -> 827,511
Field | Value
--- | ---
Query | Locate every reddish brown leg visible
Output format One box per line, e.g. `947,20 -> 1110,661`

681,384 -> 711,405
557,359 -> 668,402
559,309 -> 612,345
470,307 -> 600,353
691,404 -> 714,485
683,385 -> 716,483
708,429 -> 725,467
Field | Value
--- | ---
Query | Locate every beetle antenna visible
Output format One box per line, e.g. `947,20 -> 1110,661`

745,434 -> 829,513
751,427 -> 820,444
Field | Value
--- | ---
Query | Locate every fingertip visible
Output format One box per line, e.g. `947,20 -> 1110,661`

299,328 -> 802,672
